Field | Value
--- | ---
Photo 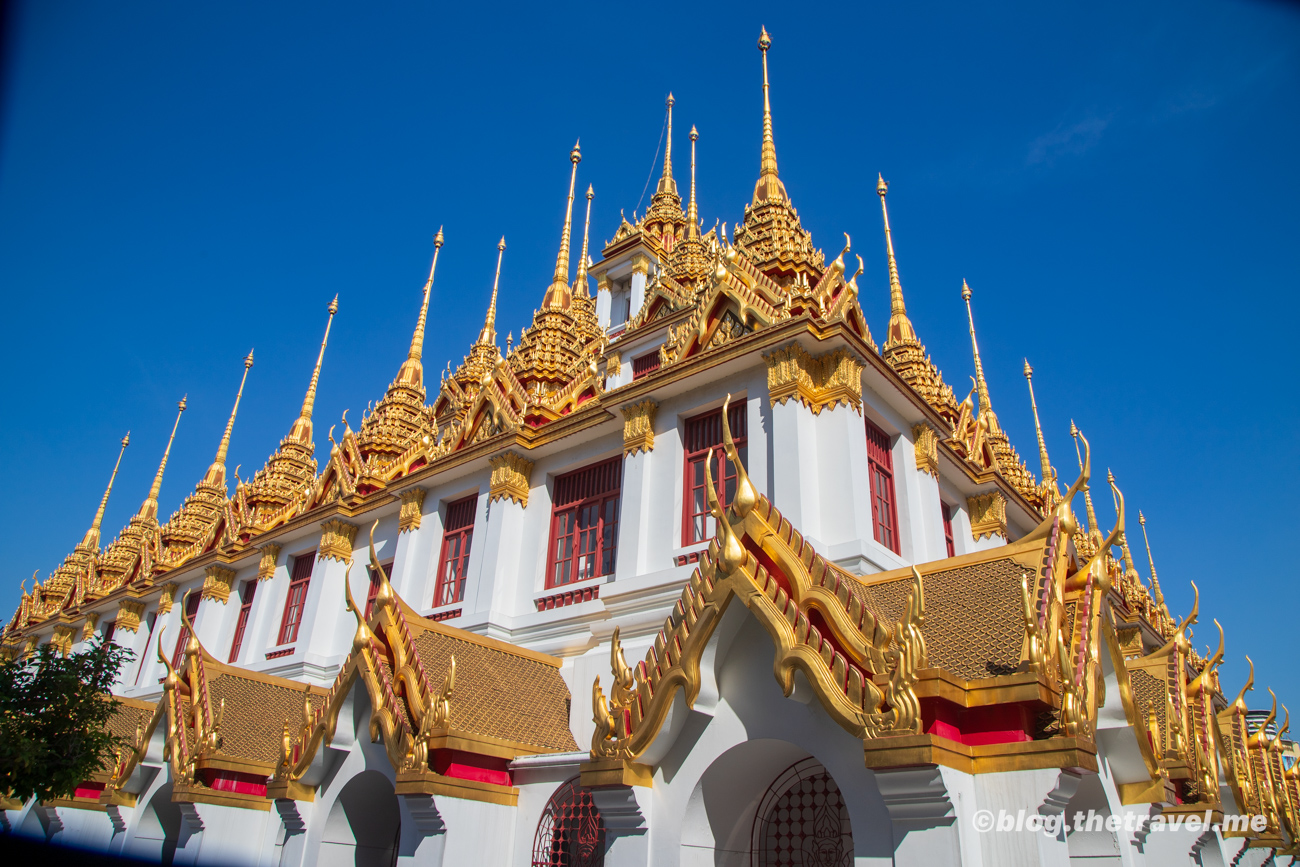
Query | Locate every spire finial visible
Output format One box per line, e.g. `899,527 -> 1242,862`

80,433 -> 130,550
1138,511 -> 1167,610
409,230 -> 444,362
574,186 -> 594,297
962,281 -> 997,430
478,237 -> 507,346
1070,420 -> 1099,535
656,95 -> 677,196
753,27 -> 787,204
687,125 -> 700,238
205,351 -> 253,487
1023,360 -> 1058,495
139,397 -> 186,521
877,175 -> 917,348
544,142 -> 582,309
287,296 -> 339,446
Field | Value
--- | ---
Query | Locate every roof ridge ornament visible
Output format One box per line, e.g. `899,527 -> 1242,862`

138,398 -> 186,522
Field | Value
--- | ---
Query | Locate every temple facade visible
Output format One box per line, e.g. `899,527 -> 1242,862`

4,28 -> 1296,867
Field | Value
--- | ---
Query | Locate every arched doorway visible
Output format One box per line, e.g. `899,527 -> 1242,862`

531,777 -> 604,867
751,758 -> 854,867
319,770 -> 401,867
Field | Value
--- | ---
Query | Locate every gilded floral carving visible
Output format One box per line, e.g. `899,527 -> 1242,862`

621,400 -> 658,456
319,519 -> 360,564
764,342 -> 863,415
399,488 -> 427,534
967,492 -> 1008,541
117,599 -> 146,633
258,544 -> 281,581
488,452 -> 533,507
201,566 -> 237,604
157,583 -> 177,615
912,424 -> 939,477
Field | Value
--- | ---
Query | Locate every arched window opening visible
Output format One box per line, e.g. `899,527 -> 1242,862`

532,777 -> 605,867
751,758 -> 853,867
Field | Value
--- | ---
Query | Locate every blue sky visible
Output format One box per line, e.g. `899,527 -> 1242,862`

2,2 -> 1297,707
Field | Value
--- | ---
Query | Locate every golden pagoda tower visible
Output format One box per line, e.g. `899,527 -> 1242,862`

668,124 -> 714,289
641,95 -> 686,252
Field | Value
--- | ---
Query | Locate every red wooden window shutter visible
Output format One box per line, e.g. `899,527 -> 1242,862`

228,580 -> 258,663
632,352 -> 661,380
682,402 -> 748,545
865,418 -> 900,554
941,503 -> 956,558
434,495 -> 477,607
547,457 -> 623,588
277,552 -> 316,646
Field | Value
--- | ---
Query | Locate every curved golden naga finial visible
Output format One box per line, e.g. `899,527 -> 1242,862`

178,589 -> 204,661
543,142 -> 582,310
1274,704 -> 1291,749
656,94 -> 677,196
702,442 -> 745,574
1071,421 -> 1099,536
203,351 -> 254,487
962,281 -> 999,432
574,185 -> 594,298
1146,581 -> 1199,660
1138,510 -> 1168,612
1233,655 -> 1255,713
1189,619 -> 1224,697
1105,469 -> 1140,578
1022,425 -> 1090,544
1078,471 -> 1125,592
367,520 -> 395,615
687,125 -> 700,238
1024,361 -> 1059,500
80,432 -> 130,550
156,623 -> 178,690
397,229 -> 444,388
1249,689 -> 1278,749
342,561 -> 371,652
477,237 -> 507,347
752,26 -> 787,204
720,394 -> 757,520
288,296 -> 339,446
139,398 -> 186,522
877,175 -> 917,350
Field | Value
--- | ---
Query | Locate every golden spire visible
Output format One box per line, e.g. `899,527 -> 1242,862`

877,175 -> 918,349
138,397 -> 186,522
1071,420 -> 1099,534
287,295 -> 338,445
1138,511 -> 1167,610
656,95 -> 677,196
477,237 -> 507,346
574,185 -> 594,297
79,433 -> 130,550
397,228 -> 444,386
1023,360 -> 1058,494
962,280 -> 998,430
753,27 -> 787,204
543,142 -> 582,310
203,351 -> 254,487
687,125 -> 700,238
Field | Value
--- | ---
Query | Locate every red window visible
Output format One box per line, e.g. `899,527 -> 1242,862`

683,402 -> 748,545
277,552 -> 315,646
103,620 -> 116,645
941,503 -> 956,558
532,778 -> 605,867
228,581 -> 257,663
435,496 -> 477,607
365,561 -> 393,619
171,591 -> 201,670
548,458 -> 622,588
632,351 -> 661,380
865,418 -> 900,553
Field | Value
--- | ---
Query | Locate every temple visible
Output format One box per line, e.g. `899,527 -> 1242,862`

4,30 -> 1294,867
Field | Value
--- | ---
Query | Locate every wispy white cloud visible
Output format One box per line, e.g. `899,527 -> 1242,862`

1026,115 -> 1112,166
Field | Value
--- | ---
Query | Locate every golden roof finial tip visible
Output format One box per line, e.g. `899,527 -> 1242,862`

434,226 -> 444,247
1023,359 -> 1033,378
877,173 -> 888,196
962,278 -> 972,301
690,125 -> 698,140
498,236 -> 506,250
571,140 -> 582,163
328,294 -> 339,314
758,26 -> 771,50
666,92 -> 674,106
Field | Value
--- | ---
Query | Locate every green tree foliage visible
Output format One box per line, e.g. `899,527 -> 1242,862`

0,637 -> 133,802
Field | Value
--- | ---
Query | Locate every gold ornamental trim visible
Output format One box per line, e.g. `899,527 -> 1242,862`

912,424 -> 939,477
629,253 -> 652,277
257,544 -> 281,581
201,566 -> 237,604
763,342 -> 863,415
319,519 -> 360,564
156,583 -> 177,616
51,624 -> 75,655
967,492 -> 1008,541
117,599 -> 146,633
621,400 -> 658,456
596,273 -> 613,293
399,488 -> 427,534
488,452 -> 533,507
81,613 -> 99,643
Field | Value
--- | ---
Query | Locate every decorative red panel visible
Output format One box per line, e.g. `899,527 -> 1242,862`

632,351 -> 661,380
535,585 -> 600,612
532,778 -> 605,867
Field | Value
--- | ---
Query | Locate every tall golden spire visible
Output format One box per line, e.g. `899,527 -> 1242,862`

656,95 -> 677,196
1138,511 -> 1167,611
138,398 -> 186,522
1023,360 -> 1058,495
286,296 -> 338,446
477,237 -> 507,346
397,229 -> 444,386
574,185 -> 594,297
543,142 -> 582,310
1071,420 -> 1099,534
79,433 -> 130,550
753,27 -> 787,204
962,280 -> 999,431
877,175 -> 918,349
202,351 -> 254,487
687,125 -> 700,238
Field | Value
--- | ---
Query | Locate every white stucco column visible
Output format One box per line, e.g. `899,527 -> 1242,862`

971,768 -> 1081,866
628,255 -> 651,322
873,765 -> 972,866
617,446 -> 653,579
472,495 -> 528,618
591,785 -> 651,866
302,554 -> 351,661
768,398 -> 821,542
